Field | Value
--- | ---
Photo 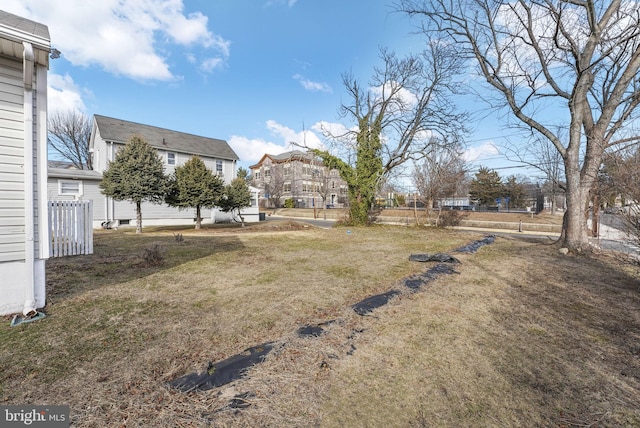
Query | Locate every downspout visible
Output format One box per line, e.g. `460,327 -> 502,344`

22,41 -> 36,316
108,141 -> 114,224
105,141 -> 110,223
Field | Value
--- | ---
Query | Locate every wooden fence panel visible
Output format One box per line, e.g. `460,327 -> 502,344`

48,200 -> 93,257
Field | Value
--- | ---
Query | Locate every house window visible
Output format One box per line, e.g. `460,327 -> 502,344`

167,152 -> 176,165
216,160 -> 223,176
265,168 -> 271,178
254,171 -> 261,180
58,180 -> 83,197
284,183 -> 292,192
284,165 -> 291,176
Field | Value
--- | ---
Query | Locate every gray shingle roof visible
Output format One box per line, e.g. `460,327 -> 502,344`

0,10 -> 50,40
0,9 -> 50,65
270,150 -> 312,161
48,167 -> 102,180
94,114 -> 239,161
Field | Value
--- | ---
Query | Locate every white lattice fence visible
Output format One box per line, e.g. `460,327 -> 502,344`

48,200 -> 93,257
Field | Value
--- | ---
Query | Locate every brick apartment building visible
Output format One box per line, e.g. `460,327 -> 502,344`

250,150 -> 348,208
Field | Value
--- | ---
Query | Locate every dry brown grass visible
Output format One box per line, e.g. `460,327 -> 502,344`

1,220 -> 639,427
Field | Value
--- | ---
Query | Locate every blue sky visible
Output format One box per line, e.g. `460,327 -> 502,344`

4,0 -> 533,187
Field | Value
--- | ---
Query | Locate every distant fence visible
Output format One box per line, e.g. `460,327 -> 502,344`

48,200 -> 93,257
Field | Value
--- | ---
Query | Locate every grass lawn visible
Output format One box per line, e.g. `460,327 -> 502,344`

1,220 -> 639,427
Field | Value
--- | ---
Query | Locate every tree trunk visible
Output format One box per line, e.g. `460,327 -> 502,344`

236,209 -> 245,227
591,193 -> 599,238
348,193 -> 370,225
195,205 -> 202,229
561,190 -> 589,251
561,148 -> 599,251
136,201 -> 142,234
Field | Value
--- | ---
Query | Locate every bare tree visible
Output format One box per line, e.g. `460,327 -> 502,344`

604,147 -> 640,206
262,167 -> 285,208
315,170 -> 332,210
399,0 -> 640,252
313,44 -> 468,224
533,137 -> 565,215
602,147 -> 640,244
310,158 -> 333,219
413,141 -> 467,214
48,110 -> 93,170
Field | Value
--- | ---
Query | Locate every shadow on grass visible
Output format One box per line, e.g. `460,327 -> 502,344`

484,241 -> 640,425
45,231 -> 246,303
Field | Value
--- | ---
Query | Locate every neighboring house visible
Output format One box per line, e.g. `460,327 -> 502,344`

0,11 -> 50,316
250,150 -> 348,208
55,114 -> 258,227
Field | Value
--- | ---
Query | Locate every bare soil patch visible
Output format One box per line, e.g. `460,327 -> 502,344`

1,223 -> 638,427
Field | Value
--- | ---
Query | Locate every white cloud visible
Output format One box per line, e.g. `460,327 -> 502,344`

311,121 -> 353,140
371,81 -> 418,107
229,120 -> 328,164
228,135 -> 289,165
264,0 -> 298,7
293,74 -> 332,93
48,73 -> 88,115
200,57 -> 224,72
464,141 -> 500,162
2,0 -> 230,81
266,120 -> 325,149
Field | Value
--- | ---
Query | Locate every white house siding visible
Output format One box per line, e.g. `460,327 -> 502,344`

32,81 -> 47,260
0,49 -> 48,316
157,149 -> 234,183
89,126 -> 108,172
106,184 -> 259,227
0,262 -> 45,315
47,171 -> 105,228
0,56 -> 25,263
46,177 -> 259,229
112,199 -> 202,227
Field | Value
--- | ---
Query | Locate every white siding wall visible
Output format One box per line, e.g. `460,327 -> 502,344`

89,127 -> 109,172
0,52 -> 48,315
111,199 -> 212,227
0,260 -> 45,315
32,74 -> 44,259
0,56 -> 25,262
47,177 -> 105,227
158,149 -> 233,184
